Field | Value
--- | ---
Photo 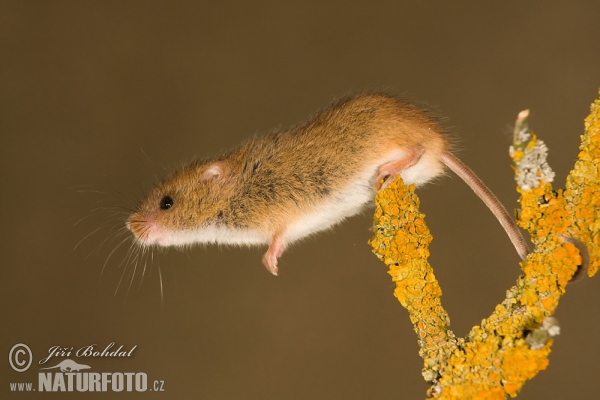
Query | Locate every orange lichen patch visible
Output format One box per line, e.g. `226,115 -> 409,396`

499,341 -> 552,397
511,149 -> 525,162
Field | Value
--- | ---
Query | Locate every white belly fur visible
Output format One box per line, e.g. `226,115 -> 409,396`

154,225 -> 271,247
284,168 -> 376,243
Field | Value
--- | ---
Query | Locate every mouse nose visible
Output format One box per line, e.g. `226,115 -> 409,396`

125,214 -> 137,232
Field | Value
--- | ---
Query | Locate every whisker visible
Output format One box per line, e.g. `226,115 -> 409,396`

115,259 -> 131,297
135,182 -> 147,205
74,221 -> 117,251
140,147 -> 168,171
124,248 -> 142,300
101,235 -> 132,279
114,243 -> 139,297
73,184 -> 138,208
138,246 -> 149,291
72,210 -> 128,227
83,206 -> 136,216
88,225 -> 128,258
172,259 -> 178,294
105,225 -> 129,240
75,189 -> 109,194
158,264 -> 164,307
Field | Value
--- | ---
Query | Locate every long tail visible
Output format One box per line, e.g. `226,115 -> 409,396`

441,152 -> 529,260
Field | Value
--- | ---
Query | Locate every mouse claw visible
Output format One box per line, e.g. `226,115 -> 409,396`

262,236 -> 285,276
262,253 -> 279,276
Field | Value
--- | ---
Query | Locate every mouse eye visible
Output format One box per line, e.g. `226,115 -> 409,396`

159,196 -> 174,210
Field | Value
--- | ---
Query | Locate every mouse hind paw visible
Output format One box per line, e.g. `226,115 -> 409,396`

376,145 -> 425,189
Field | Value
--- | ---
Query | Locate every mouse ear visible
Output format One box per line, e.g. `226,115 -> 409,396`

202,162 -> 225,181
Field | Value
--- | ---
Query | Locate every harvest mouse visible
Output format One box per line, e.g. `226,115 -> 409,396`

127,93 -> 528,275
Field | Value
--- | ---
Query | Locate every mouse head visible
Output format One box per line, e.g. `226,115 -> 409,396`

127,161 -> 232,247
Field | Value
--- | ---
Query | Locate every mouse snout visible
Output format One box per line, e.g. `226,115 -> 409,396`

126,213 -> 154,241
126,214 -> 141,233
126,213 -> 172,246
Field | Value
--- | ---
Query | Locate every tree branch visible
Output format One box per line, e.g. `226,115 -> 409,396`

369,92 -> 600,398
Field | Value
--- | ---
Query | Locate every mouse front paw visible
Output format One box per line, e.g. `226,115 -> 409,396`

262,252 -> 279,276
262,237 -> 285,276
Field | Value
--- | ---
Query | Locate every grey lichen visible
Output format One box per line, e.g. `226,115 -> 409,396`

510,109 -> 555,190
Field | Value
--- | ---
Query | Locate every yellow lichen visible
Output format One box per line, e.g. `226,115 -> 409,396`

369,179 -> 459,382
370,91 -> 600,398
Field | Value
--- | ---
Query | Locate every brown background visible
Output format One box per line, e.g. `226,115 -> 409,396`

1,1 -> 599,399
